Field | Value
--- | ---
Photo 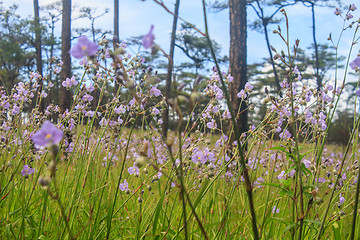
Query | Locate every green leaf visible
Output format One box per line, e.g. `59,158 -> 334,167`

38,235 -> 50,240
304,219 -> 321,225
268,146 -> 286,152
284,223 -> 297,233
152,194 -> 164,236
193,179 -> 210,209
261,182 -> 293,198
332,223 -> 341,240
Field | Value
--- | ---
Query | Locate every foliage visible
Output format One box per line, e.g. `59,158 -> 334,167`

1,2 -> 360,240
0,4 -> 34,90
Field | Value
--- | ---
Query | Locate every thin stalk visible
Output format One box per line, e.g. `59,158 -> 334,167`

201,1 -> 259,239
317,115 -> 360,239
105,114 -> 138,239
350,124 -> 360,240
315,21 -> 359,240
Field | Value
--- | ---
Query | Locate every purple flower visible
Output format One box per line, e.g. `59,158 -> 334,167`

85,110 -> 95,117
82,94 -> 93,102
280,80 -> 289,88
128,163 -> 140,175
30,72 -> 40,79
293,65 -> 302,80
62,76 -> 78,88
70,36 -> 98,59
212,106 -> 219,113
222,109 -> 231,119
339,193 -> 345,207
279,129 -> 291,139
237,89 -> 247,99
245,82 -> 254,92
214,86 -> 224,100
350,57 -> 360,70
142,25 -> 154,49
152,107 -> 160,115
86,85 -> 95,92
302,159 -> 311,168
277,170 -> 286,179
150,86 -> 161,97
79,57 -> 88,66
99,117 -> 109,126
203,148 -> 215,163
356,89 -> 360,98
350,4 -> 357,11
304,109 -> 313,123
11,105 -> 20,115
3,101 -> 10,109
346,13 -> 353,20
114,105 -> 126,114
318,177 -> 326,183
157,169 -> 163,179
119,179 -> 129,191
272,206 -> 280,214
191,151 -> 205,164
334,8 -> 341,16
21,165 -> 35,177
31,121 -> 63,148
206,119 -> 217,130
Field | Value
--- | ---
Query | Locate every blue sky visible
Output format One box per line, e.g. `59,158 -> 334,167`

3,0 -> 359,78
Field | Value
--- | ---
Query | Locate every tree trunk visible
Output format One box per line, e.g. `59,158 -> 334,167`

229,0 -> 248,136
60,0 -> 72,112
311,3 -> 321,92
113,0 -> 120,95
33,0 -> 44,112
162,0 -> 180,138
113,0 -> 119,47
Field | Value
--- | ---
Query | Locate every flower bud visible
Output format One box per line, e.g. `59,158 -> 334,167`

38,176 -> 51,187
113,47 -> 126,56
48,161 -> 57,175
135,156 -> 148,168
190,92 -> 202,104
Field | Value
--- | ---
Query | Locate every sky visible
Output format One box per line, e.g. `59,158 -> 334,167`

2,0 -> 359,82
